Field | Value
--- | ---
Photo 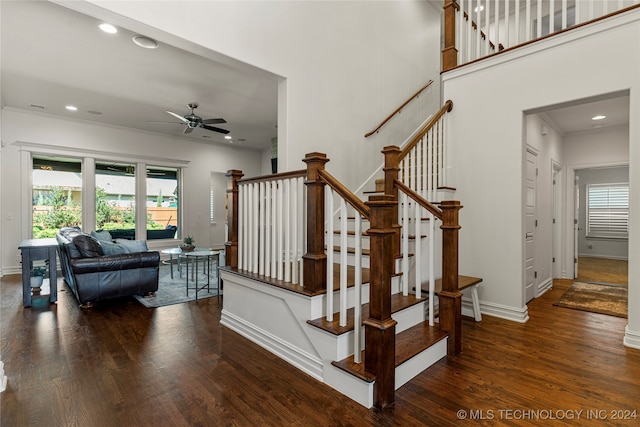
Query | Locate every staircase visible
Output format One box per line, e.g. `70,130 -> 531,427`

220,100 -> 480,408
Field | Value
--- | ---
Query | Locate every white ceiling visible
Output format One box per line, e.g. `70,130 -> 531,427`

0,1 -> 279,151
541,95 -> 630,135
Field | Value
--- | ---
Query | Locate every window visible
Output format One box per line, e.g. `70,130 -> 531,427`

32,157 -> 82,238
587,183 -> 629,239
146,166 -> 179,240
96,162 -> 136,234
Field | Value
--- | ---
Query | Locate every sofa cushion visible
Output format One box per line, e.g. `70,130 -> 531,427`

72,234 -> 104,258
99,240 -> 129,256
91,230 -> 113,243
114,239 -> 148,253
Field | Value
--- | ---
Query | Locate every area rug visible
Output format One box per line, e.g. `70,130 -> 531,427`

133,263 -> 220,308
554,281 -> 627,318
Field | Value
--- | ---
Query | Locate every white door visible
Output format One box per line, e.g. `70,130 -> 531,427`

525,148 -> 537,303
574,175 -> 580,278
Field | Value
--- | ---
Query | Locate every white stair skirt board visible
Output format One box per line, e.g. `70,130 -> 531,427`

395,337 -> 447,390
624,326 -> 640,350
324,364 -> 375,409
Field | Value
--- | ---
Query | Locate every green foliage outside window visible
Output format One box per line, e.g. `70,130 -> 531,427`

33,186 -> 163,238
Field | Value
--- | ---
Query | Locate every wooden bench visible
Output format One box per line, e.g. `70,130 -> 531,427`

434,275 -> 483,322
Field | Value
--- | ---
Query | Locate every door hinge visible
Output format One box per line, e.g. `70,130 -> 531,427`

534,271 -> 538,279
553,218 -> 556,224
574,258 -> 578,264
536,168 -> 539,176
574,219 -> 578,225
535,219 -> 538,227
553,257 -> 556,263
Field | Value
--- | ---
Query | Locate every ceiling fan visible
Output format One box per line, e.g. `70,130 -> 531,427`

153,102 -> 229,135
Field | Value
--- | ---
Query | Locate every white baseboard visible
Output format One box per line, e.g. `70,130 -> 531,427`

220,310 -> 324,382
480,301 -> 530,323
537,278 -> 553,297
624,326 -> 640,350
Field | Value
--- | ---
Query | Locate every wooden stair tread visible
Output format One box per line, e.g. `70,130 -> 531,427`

331,321 -> 447,383
307,293 -> 425,336
434,275 -> 482,293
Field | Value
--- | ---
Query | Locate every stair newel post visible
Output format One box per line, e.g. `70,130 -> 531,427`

439,200 -> 463,356
302,152 -> 329,294
225,169 -> 244,268
382,146 -> 402,261
442,0 -> 458,72
364,194 -> 398,408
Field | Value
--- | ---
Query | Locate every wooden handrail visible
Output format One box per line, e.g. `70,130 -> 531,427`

399,100 -> 453,160
394,180 -> 443,221
364,80 -> 434,138
319,169 -> 371,219
238,169 -> 306,185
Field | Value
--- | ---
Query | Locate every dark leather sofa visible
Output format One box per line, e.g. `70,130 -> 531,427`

104,226 -> 177,241
56,227 -> 160,307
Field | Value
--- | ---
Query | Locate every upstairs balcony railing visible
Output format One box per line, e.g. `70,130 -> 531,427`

443,0 -> 640,71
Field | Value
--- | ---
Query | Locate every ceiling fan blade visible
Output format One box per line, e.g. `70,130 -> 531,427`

202,118 -> 226,125
148,121 -> 184,125
201,124 -> 230,134
183,126 -> 194,135
166,110 -> 190,124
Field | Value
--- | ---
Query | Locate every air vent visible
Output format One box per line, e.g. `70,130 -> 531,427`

30,104 -> 45,109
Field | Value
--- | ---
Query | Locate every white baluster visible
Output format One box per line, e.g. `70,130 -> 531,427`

458,0 -> 464,64
549,0 -> 554,35
494,0 -> 500,51
504,0 -> 510,48
442,113 -> 448,188
291,178 -> 299,284
271,181 -> 278,279
401,191 -> 409,296
284,179 -> 291,283
427,128 -> 433,201
525,0 -> 531,41
277,180 -> 284,281
298,177 -> 305,286
326,186 -> 334,321
415,200 -> 422,299
252,182 -> 259,273
428,212 -> 436,326
515,0 -> 520,45
422,136 -> 428,200
238,184 -> 245,270
476,0 -> 482,59
353,212 -> 362,364
588,0 -> 594,22
265,181 -> 271,278
485,0 -> 491,54
339,198 -> 348,327
259,181 -> 265,276
574,0 -> 580,25
536,0 -> 542,38
561,0 -> 567,30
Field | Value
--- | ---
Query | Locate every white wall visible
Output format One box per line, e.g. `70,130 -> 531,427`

443,8 -> 640,347
0,108 -> 262,273
69,0 -> 443,191
563,125 -> 629,165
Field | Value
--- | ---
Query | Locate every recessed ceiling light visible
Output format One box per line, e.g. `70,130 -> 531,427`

592,115 -> 606,120
99,23 -> 118,34
132,35 -> 158,49
65,105 -> 78,111
224,135 -> 232,140
474,5 -> 484,12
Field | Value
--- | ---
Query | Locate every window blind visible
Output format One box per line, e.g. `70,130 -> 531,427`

586,183 -> 628,238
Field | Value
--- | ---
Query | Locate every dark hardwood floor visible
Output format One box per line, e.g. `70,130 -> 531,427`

1,275 -> 639,426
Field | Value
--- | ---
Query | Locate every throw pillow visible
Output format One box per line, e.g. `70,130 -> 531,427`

114,239 -> 148,253
99,241 -> 129,256
91,230 -> 113,243
72,234 -> 104,258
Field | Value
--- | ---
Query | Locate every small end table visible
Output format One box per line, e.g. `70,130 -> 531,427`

161,247 -> 183,279
183,249 -> 220,300
19,238 -> 58,307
